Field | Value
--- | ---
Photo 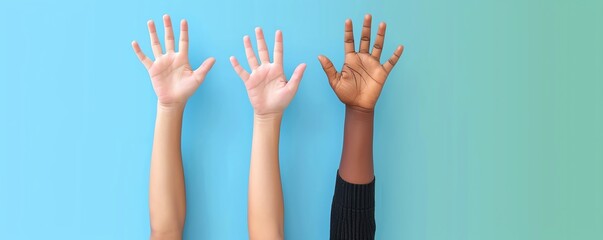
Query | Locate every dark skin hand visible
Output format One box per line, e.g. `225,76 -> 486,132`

319,14 -> 404,184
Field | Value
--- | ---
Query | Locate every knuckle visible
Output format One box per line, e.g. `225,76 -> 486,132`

324,63 -> 334,70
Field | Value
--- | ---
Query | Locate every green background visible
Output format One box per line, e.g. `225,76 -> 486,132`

382,0 -> 603,239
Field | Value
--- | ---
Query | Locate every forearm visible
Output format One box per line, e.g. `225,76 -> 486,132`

339,106 -> 375,184
149,103 -> 187,237
248,113 -> 284,240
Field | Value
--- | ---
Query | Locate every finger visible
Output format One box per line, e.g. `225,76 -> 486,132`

383,45 -> 404,74
273,30 -> 283,65
318,55 -> 338,86
229,56 -> 250,81
178,19 -> 188,56
131,41 -> 152,69
255,27 -> 270,64
147,20 -> 162,58
193,57 -> 216,84
344,19 -> 355,54
371,22 -> 386,60
287,63 -> 307,92
359,14 -> 372,53
163,14 -> 175,53
243,35 -> 259,69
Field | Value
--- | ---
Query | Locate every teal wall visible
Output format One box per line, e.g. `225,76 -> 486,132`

0,0 -> 601,239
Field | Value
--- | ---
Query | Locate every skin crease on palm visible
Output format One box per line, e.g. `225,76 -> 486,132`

319,14 -> 404,112
131,14 -> 216,109
230,28 -> 307,116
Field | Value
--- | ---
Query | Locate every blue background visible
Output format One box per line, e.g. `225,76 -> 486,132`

1,0 -> 602,239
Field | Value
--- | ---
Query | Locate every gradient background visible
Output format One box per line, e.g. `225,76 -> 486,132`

0,0 -> 602,239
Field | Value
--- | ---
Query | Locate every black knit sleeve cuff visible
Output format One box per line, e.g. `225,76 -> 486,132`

332,171 -> 375,210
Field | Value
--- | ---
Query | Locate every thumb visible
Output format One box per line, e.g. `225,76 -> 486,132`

287,63 -> 307,93
318,55 -> 338,86
193,57 -> 216,84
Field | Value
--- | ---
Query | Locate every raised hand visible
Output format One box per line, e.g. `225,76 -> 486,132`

318,14 -> 404,112
132,14 -> 216,239
230,28 -> 307,116
132,14 -> 215,108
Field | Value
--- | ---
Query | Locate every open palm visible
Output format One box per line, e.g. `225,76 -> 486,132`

319,14 -> 404,112
132,14 -> 215,107
230,28 -> 306,116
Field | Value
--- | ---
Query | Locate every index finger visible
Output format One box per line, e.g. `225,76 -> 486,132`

344,19 -> 355,54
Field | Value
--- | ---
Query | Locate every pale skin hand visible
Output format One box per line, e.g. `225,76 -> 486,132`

230,28 -> 307,116
131,14 -> 215,240
319,14 -> 404,184
132,15 -> 216,108
319,14 -> 404,112
230,28 -> 306,240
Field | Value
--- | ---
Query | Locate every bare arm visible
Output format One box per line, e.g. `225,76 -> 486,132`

149,105 -> 186,239
249,113 -> 284,239
340,107 -> 375,183
132,14 -> 215,240
230,28 -> 306,240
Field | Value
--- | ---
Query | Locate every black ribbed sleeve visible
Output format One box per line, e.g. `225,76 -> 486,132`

330,171 -> 376,240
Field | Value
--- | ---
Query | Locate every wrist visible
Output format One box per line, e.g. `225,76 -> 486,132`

157,102 -> 185,114
253,112 -> 283,125
346,105 -> 374,115
345,105 -> 375,114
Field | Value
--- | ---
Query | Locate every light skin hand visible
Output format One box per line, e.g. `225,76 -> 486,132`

132,14 -> 216,109
318,14 -> 404,112
230,28 -> 307,117
231,28 -> 305,240
132,14 -> 215,240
